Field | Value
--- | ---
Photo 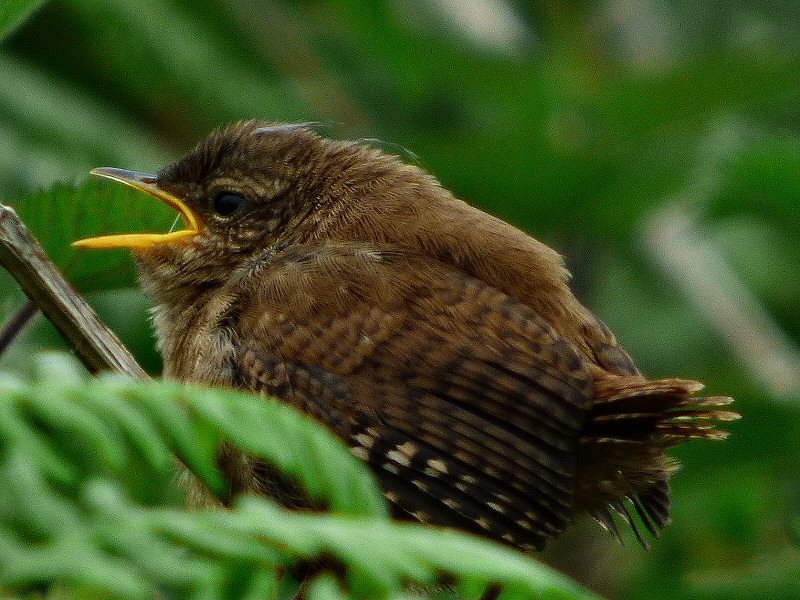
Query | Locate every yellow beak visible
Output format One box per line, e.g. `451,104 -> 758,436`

73,168 -> 201,249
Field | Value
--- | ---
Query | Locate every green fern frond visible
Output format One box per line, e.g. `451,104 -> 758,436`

0,353 -> 595,600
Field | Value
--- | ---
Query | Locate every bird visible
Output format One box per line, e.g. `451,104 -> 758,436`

74,120 -> 737,552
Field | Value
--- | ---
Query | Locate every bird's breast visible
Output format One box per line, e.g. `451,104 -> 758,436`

152,293 -> 241,386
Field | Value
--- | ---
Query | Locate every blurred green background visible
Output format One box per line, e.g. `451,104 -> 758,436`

1,1 -> 799,598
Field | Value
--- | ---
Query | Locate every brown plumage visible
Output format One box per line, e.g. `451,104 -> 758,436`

75,120 -> 737,551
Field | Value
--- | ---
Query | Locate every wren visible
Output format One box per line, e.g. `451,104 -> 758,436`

74,120 -> 737,551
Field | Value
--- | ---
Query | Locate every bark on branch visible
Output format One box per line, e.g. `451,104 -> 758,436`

0,202 -> 147,380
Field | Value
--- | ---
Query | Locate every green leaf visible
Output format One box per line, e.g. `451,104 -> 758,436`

0,0 -> 46,41
159,381 -> 389,518
0,352 -> 595,599
0,53 -> 167,179
203,498 -> 598,600
710,135 -> 800,226
308,574 -> 350,600
61,0 -> 309,129
7,179 -> 175,292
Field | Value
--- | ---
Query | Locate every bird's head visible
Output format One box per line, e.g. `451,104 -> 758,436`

74,120 -> 426,302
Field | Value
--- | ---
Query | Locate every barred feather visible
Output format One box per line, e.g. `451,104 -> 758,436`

580,378 -> 738,546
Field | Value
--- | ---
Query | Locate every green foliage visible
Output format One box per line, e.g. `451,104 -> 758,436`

5,180 -> 176,292
0,353 -> 593,600
0,0 -> 46,41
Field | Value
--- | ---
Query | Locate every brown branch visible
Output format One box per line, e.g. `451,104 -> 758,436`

0,298 -> 37,358
0,202 -> 148,380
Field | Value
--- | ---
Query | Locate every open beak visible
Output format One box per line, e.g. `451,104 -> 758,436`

73,168 -> 201,249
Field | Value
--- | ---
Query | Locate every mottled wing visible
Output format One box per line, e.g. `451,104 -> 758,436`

581,308 -> 640,376
231,244 -> 593,551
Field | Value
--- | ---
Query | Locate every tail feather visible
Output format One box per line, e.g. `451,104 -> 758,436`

593,505 -> 623,542
636,479 -> 671,529
591,486 -> 668,551
631,494 -> 661,537
579,377 -> 738,548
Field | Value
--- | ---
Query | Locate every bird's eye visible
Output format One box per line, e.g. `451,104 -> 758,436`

212,192 -> 247,218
